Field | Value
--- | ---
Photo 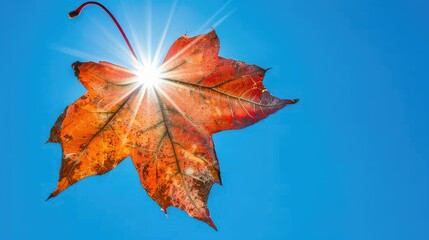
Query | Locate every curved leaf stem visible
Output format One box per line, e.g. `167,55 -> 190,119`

69,1 -> 139,62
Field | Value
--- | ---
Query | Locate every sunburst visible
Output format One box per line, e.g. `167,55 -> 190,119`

60,0 -> 233,136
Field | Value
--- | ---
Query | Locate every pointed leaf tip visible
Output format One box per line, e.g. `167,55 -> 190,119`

162,208 -> 168,214
205,217 -> 218,231
285,99 -> 299,104
46,193 -> 55,201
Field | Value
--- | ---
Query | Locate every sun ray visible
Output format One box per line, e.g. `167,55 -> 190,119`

120,85 -> 147,149
211,9 -> 235,29
155,82 -> 210,136
160,34 -> 207,71
153,0 -> 178,67
102,80 -> 141,110
54,46 -> 101,62
146,0 -> 153,64
195,0 -> 231,34
120,2 -> 148,67
91,19 -> 136,65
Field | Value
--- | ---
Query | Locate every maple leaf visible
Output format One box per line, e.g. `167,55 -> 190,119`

48,2 -> 298,230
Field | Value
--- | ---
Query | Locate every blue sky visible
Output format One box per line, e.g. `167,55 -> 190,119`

1,0 -> 429,239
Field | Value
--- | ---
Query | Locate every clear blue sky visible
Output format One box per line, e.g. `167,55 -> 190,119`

1,0 -> 429,239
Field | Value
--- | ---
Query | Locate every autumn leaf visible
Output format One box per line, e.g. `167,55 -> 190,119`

48,2 -> 298,230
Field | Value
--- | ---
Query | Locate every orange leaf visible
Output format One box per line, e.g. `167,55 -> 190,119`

48,30 -> 298,230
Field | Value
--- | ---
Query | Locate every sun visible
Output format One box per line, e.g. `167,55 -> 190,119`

136,64 -> 162,88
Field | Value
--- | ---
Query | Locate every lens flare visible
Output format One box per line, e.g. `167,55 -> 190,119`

61,0 -> 234,104
136,64 -> 162,88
